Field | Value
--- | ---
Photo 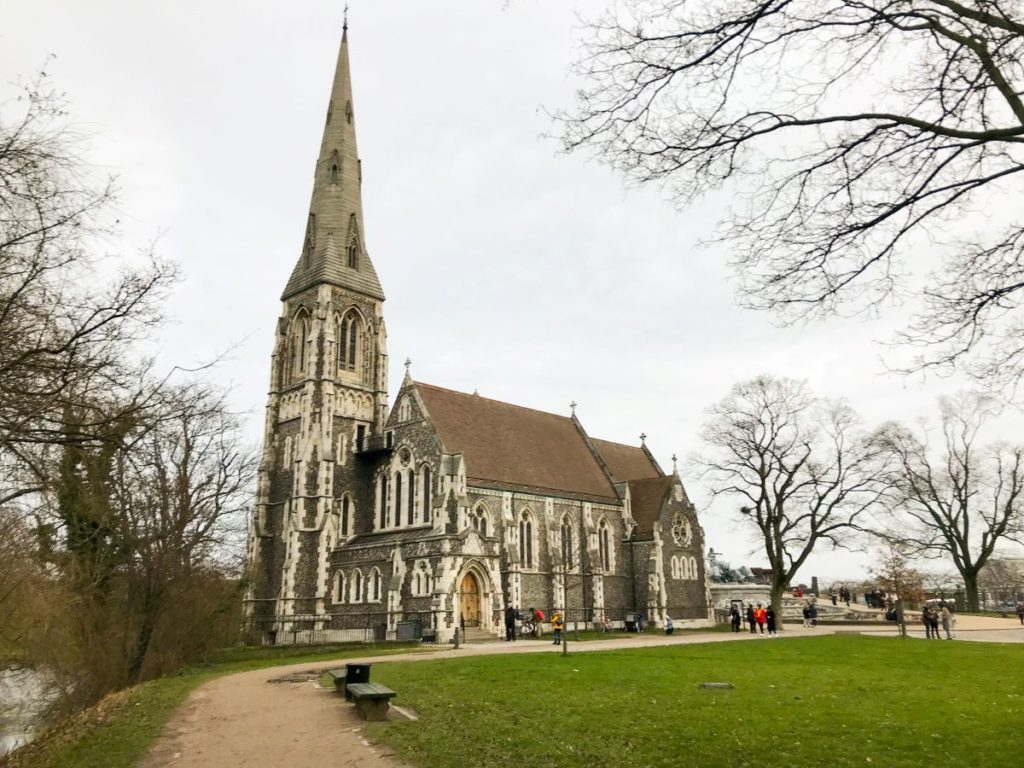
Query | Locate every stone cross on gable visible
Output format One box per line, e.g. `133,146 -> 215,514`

639,432 -> 647,445
404,357 -> 411,371
570,400 -> 577,415
672,454 -> 678,473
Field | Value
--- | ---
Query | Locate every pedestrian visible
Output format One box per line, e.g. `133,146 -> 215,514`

665,616 -> 674,635
808,603 -> 818,627
504,603 -> 517,642
730,605 -> 741,632
766,605 -> 777,637
922,607 -> 934,638
1016,600 -> 1024,626
940,605 -> 953,640
636,612 -> 645,632
746,603 -> 756,634
802,602 -> 811,628
928,606 -> 941,639
552,611 -> 564,645
754,603 -> 767,635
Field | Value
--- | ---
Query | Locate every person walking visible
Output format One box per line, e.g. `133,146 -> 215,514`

1016,600 -> 1024,626
551,611 -> 564,645
927,606 -> 941,639
504,604 -> 517,642
746,603 -> 756,634
766,605 -> 777,637
754,603 -> 767,635
531,607 -> 545,638
730,605 -> 742,632
940,605 -> 953,640
808,603 -> 818,627
921,607 -> 934,638
665,616 -> 674,635
802,602 -> 811,628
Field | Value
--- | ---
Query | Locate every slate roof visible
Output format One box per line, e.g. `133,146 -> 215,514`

590,438 -> 661,482
415,382 -> 620,502
627,475 -> 675,536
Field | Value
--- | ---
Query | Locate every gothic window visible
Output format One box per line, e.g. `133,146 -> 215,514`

598,518 -> 611,571
681,557 -> 690,580
333,571 -> 346,603
338,310 -> 362,373
672,513 -> 692,546
329,150 -> 340,185
407,469 -> 415,525
377,474 -> 387,529
303,213 -> 315,266
420,465 -> 431,522
689,556 -> 698,581
394,472 -> 403,527
347,240 -> 358,269
471,503 -> 489,536
561,516 -> 574,570
341,495 -> 351,537
346,213 -> 359,269
369,568 -> 382,602
518,511 -> 534,569
351,569 -> 363,602
287,313 -> 309,384
397,397 -> 412,421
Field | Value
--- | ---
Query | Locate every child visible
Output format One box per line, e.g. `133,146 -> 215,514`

552,612 -> 564,645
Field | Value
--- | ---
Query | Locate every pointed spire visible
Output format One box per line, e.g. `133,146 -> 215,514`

282,20 -> 384,301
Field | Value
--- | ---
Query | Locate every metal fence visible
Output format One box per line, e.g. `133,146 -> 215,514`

240,610 -> 435,646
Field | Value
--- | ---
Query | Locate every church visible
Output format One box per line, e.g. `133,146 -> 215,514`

245,23 -> 711,643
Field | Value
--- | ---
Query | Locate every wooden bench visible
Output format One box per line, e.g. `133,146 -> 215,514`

327,668 -> 347,694
346,682 -> 397,721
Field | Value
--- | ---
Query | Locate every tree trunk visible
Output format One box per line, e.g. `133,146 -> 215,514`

963,571 -> 980,613
771,578 -> 787,633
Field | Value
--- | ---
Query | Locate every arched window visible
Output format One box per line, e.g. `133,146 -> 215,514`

370,568 -> 382,602
341,495 -> 351,537
333,571 -> 346,603
338,310 -> 362,373
519,511 -> 534,569
288,313 -> 308,384
377,474 -> 387,529
689,556 -> 698,581
472,504 -> 489,536
394,472 -> 403,527
407,468 -> 415,525
347,240 -> 358,269
351,570 -> 363,603
599,519 -> 611,571
303,214 -> 315,266
561,516 -> 574,569
421,465 -> 431,522
397,397 -> 412,421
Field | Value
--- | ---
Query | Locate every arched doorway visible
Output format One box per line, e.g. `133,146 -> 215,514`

459,571 -> 481,628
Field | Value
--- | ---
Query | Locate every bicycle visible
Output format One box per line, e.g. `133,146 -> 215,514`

518,617 -> 536,637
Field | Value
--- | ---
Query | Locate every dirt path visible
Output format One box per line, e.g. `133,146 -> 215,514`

138,617 -> 1023,768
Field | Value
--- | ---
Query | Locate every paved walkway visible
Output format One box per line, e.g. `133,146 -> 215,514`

138,616 -> 1023,768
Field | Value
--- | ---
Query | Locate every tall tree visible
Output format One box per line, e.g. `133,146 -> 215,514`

697,375 -> 886,627
559,1 -> 1024,384
0,73 -> 175,507
873,393 -> 1024,611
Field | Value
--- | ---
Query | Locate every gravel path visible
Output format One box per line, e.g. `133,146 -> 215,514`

138,616 -> 1023,768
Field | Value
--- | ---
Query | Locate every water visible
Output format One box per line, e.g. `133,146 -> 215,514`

0,666 -> 52,756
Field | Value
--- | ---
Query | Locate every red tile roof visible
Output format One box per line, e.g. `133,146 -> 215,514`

415,382 -> 619,501
590,438 -> 661,482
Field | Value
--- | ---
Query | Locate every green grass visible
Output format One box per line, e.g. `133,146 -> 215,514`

367,636 -> 1024,768
6,642 -> 423,768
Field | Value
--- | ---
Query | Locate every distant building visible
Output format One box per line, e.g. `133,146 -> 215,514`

244,25 -> 711,642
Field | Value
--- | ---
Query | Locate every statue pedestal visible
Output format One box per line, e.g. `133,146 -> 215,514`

709,583 -> 772,609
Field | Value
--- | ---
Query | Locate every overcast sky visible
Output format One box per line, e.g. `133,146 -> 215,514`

3,0 -> 1019,584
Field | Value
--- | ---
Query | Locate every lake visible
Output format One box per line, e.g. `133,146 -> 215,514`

0,666 -> 52,756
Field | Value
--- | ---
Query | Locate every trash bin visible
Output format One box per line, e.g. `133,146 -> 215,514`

344,663 -> 372,700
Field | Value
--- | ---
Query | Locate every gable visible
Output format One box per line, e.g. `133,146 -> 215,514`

628,475 -> 674,536
590,438 -> 661,482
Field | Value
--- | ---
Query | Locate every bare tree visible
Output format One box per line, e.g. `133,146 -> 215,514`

872,392 -> 1024,611
978,557 -> 1024,603
37,383 -> 256,695
696,375 -> 886,627
559,1 -> 1024,384
0,73 -> 176,508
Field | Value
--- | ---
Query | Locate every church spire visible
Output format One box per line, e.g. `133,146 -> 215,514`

281,21 -> 384,301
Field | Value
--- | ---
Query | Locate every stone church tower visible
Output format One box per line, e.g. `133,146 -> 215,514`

248,23 -> 389,619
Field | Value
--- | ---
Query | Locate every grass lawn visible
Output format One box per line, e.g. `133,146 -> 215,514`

5,642 -> 423,768
367,636 -> 1023,768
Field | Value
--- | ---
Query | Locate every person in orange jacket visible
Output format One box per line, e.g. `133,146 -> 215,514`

753,604 -> 767,635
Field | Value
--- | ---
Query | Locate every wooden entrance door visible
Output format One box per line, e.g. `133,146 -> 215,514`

459,572 -> 480,628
